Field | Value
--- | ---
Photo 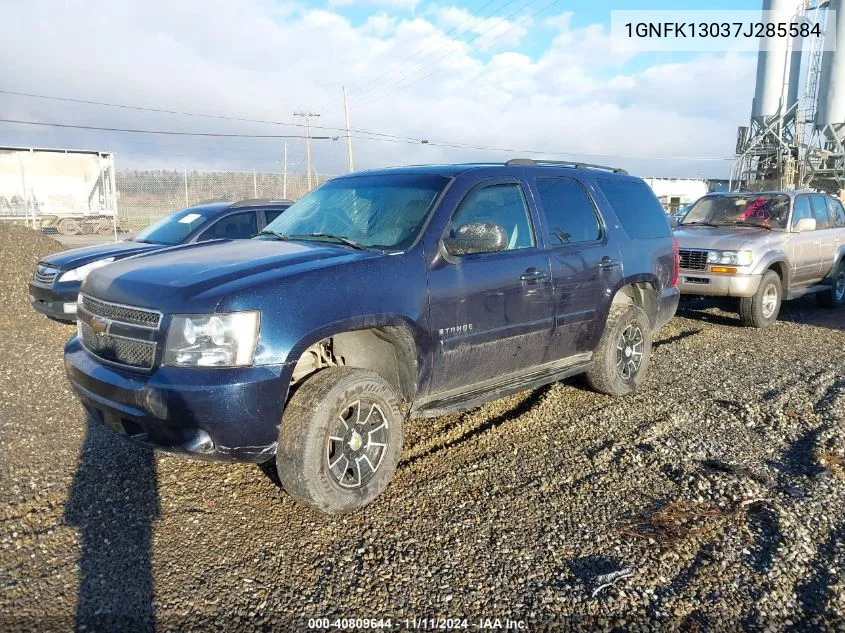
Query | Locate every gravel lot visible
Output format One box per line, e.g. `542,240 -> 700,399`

1,223 -> 844,632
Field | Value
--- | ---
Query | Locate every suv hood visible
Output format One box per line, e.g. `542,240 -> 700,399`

41,240 -> 163,270
674,225 -> 771,250
82,238 -> 377,312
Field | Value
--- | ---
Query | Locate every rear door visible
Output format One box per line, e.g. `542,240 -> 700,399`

814,194 -> 839,277
529,176 -> 619,360
427,177 -> 554,394
827,197 -> 845,267
790,194 -> 823,284
196,211 -> 259,241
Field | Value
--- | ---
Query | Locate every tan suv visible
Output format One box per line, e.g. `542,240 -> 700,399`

674,191 -> 845,327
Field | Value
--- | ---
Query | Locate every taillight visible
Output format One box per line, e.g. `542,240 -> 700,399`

671,236 -> 680,287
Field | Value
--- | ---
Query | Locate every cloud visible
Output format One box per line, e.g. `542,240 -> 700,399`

431,5 -> 529,50
329,0 -> 420,11
0,0 -> 756,179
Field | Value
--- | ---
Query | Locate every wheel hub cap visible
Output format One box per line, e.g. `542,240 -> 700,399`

348,431 -> 363,451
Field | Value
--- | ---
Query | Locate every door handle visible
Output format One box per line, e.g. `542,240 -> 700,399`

520,267 -> 548,282
599,256 -> 621,269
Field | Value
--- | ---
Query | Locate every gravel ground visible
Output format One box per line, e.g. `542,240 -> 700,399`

1,223 -> 844,632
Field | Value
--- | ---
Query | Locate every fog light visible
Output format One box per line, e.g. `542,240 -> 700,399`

63,302 -> 78,314
710,266 -> 737,274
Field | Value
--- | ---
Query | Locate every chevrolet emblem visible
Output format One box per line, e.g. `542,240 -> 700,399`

90,316 -> 110,335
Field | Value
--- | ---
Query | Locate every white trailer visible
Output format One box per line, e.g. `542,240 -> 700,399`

0,146 -> 118,235
643,177 -> 709,212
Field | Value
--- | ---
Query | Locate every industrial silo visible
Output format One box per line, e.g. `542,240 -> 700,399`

751,0 -> 804,124
816,0 -> 845,140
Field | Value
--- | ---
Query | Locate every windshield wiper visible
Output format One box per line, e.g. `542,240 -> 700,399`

288,233 -> 369,250
257,229 -> 289,240
680,221 -> 719,227
733,221 -> 771,230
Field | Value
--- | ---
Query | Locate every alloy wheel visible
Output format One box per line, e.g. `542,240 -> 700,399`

616,323 -> 644,380
761,283 -> 779,319
326,399 -> 389,489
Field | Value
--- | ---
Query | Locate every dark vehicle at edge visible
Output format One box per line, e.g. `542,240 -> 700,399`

64,160 -> 679,513
29,199 -> 292,323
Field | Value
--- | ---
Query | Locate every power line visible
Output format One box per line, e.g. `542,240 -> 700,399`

0,89 -> 427,144
346,0 -> 544,111
0,118 -> 337,139
327,0 -> 520,112
353,0 -> 554,111
0,116 -> 734,161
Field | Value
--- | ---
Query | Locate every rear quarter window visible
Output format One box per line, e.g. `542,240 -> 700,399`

597,178 -> 671,239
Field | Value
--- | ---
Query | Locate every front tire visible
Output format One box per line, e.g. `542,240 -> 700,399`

586,305 -> 653,397
276,368 -> 404,514
739,270 -> 781,328
816,262 -> 845,309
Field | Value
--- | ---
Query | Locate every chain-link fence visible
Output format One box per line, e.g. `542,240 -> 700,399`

0,147 -> 335,237
116,169 -> 334,229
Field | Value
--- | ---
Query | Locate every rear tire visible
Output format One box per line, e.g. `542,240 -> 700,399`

816,262 -> 845,309
739,270 -> 781,328
276,367 -> 404,514
586,305 -> 652,397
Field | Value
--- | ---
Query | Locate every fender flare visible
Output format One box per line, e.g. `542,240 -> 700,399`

282,314 -> 429,404
753,251 -> 790,287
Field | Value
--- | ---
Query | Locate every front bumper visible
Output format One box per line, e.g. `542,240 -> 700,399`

64,337 -> 291,462
677,271 -> 762,298
29,280 -> 80,323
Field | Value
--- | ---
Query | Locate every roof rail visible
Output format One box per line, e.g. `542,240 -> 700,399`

505,158 -> 628,175
230,198 -> 295,208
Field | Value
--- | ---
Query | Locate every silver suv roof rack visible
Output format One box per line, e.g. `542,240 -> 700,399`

505,158 -> 628,175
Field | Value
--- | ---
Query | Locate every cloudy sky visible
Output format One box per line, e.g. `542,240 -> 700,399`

0,0 -> 762,178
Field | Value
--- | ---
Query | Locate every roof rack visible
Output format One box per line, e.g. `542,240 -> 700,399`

505,158 -> 628,175
230,198 -> 295,208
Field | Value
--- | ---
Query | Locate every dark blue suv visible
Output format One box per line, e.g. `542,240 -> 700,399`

30,199 -> 291,322
64,160 -> 679,513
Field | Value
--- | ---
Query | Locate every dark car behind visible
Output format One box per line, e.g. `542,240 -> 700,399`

29,199 -> 292,322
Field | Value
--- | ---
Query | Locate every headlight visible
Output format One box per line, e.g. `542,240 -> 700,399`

164,311 -> 260,367
707,250 -> 753,266
58,258 -> 115,282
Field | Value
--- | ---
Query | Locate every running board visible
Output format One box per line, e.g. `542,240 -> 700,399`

411,353 -> 593,419
786,284 -> 829,300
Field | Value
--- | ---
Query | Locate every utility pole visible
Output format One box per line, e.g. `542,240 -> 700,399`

343,87 -> 354,172
294,110 -> 320,191
282,143 -> 288,199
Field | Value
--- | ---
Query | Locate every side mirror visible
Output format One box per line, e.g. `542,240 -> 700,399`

441,221 -> 507,257
794,217 -> 817,232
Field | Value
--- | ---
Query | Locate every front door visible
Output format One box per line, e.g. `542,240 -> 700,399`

427,178 -> 553,394
790,194 -> 823,285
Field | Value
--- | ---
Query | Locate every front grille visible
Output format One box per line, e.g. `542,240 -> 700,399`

78,293 -> 162,370
33,264 -> 59,286
81,295 -> 161,328
678,249 -> 708,271
79,321 -> 156,369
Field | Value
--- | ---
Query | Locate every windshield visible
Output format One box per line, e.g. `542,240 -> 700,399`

132,207 -> 216,245
262,174 -> 449,250
681,194 -> 790,229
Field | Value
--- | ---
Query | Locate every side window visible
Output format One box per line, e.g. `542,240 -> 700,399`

198,212 -> 258,241
535,178 -> 601,245
811,195 -> 830,230
449,183 -> 535,251
264,209 -> 285,224
792,195 -> 813,229
596,179 -> 671,239
826,197 -> 845,228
